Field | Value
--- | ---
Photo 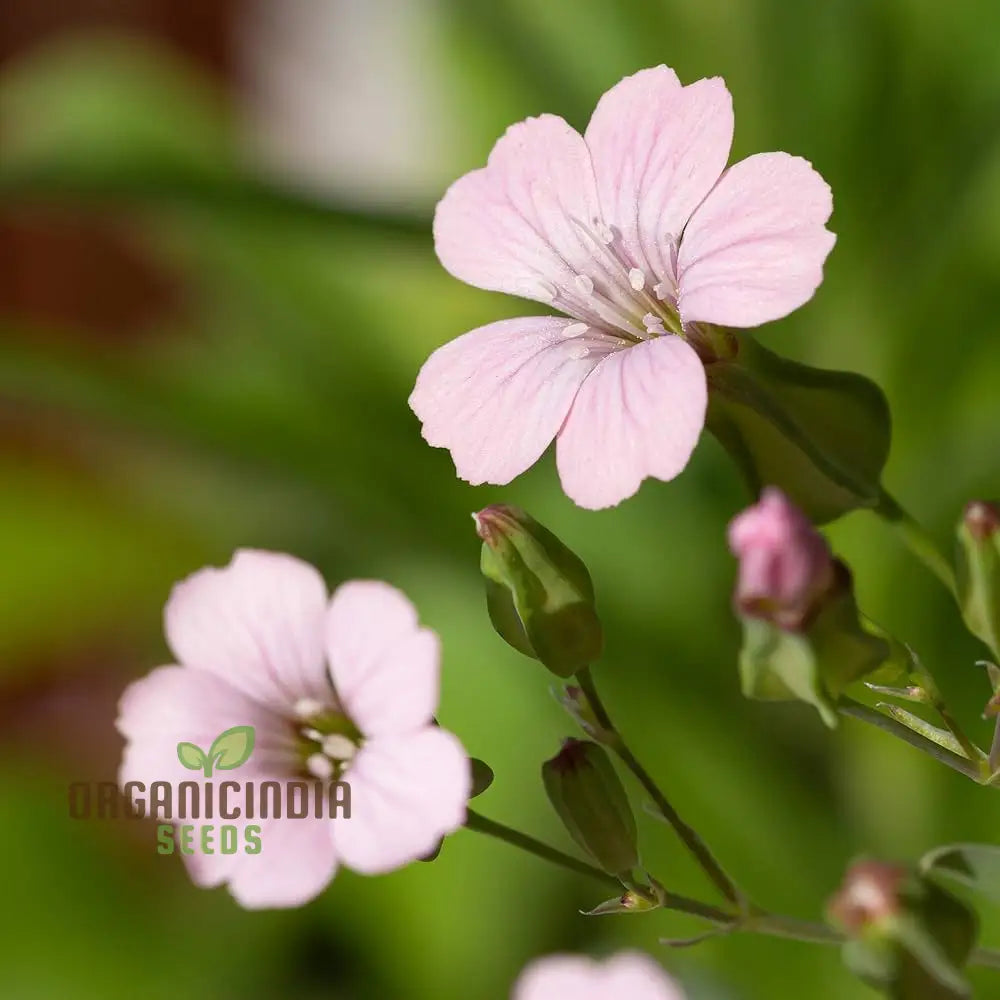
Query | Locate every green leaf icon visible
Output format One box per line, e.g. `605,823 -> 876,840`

177,742 -> 207,772
209,725 -> 256,773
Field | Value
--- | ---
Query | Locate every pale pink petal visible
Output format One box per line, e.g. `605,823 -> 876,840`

333,727 -> 470,875
409,316 -> 613,487
677,152 -> 836,327
164,549 -> 332,709
555,336 -> 707,510
433,114 -> 601,306
586,69 -> 733,284
513,951 -> 686,1000
325,580 -> 439,737
224,816 -> 338,909
117,665 -> 295,889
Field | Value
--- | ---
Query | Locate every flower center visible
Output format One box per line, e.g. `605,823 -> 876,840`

543,218 -> 688,355
292,697 -> 362,781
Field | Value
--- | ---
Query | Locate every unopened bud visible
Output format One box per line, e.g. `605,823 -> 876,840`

829,859 -> 978,998
475,505 -> 602,677
542,739 -> 638,878
728,487 -> 835,629
957,501 -> 1000,656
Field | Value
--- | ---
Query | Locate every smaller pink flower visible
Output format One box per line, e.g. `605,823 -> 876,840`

411,64 -> 835,510
512,952 -> 686,1000
728,487 -> 834,628
117,550 -> 470,909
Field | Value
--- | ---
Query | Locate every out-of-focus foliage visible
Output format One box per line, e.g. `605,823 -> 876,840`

1,2 -> 999,998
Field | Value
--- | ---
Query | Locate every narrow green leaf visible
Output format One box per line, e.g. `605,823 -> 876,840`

920,844 -> 1000,904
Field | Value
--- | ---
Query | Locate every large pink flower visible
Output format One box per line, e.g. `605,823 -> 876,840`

512,952 -> 686,1000
410,65 -> 835,509
117,550 -> 470,909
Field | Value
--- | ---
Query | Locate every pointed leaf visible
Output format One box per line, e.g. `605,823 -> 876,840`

469,757 -> 494,798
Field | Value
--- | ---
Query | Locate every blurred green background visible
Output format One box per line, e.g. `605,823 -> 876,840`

2,1 -> 999,998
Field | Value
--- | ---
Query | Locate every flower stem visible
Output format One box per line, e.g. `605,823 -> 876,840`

839,697 -> 983,781
463,808 -> 732,924
575,666 -> 745,910
464,808 -> 1000,971
874,490 -> 957,598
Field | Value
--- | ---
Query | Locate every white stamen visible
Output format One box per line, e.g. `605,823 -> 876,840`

595,221 -> 615,244
643,312 -> 666,333
302,727 -> 324,742
653,282 -> 671,301
562,322 -> 589,339
574,274 -> 595,296
306,753 -> 334,780
293,698 -> 324,721
628,268 -> 646,291
322,734 -> 357,761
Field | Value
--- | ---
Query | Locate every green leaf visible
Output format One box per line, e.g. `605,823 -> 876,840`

920,843 -> 1000,903
208,725 -> 256,771
176,742 -> 207,772
707,335 -> 892,524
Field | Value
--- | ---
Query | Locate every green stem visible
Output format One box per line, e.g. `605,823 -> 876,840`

465,809 -> 1000,972
464,809 -> 621,890
575,667 -> 745,909
874,490 -> 957,597
839,698 -> 983,781
463,809 -> 732,924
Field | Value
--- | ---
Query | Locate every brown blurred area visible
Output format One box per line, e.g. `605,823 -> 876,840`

0,0 -> 238,340
0,1 -> 238,764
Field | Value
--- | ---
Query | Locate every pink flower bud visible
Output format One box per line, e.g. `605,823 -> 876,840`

727,487 -> 835,629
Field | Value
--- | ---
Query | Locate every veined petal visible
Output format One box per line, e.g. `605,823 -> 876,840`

586,68 -> 733,283
164,550 -> 332,710
555,336 -> 707,510
409,316 -> 613,487
677,152 -> 836,327
224,816 -> 339,909
333,727 -> 470,875
433,114 -> 601,306
325,580 -> 439,737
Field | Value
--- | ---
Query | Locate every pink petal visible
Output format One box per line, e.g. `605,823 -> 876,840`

325,580 -> 439,737
677,152 -> 836,327
513,951 -> 686,1000
117,666 -> 295,890
164,549 -> 332,710
224,816 -> 339,910
586,69 -> 733,283
409,316 -> 612,487
433,114 -> 601,306
555,336 -> 707,510
332,727 -> 470,875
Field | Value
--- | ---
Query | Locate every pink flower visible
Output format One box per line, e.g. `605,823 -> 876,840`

117,550 -> 470,909
728,487 -> 835,628
512,952 -> 686,1000
410,65 -> 835,509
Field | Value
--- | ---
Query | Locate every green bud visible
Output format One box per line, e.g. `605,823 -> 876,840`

542,738 -> 638,878
829,859 -> 978,999
475,505 -> 602,677
956,501 -> 1000,656
738,562 -> 891,727
706,335 -> 892,524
